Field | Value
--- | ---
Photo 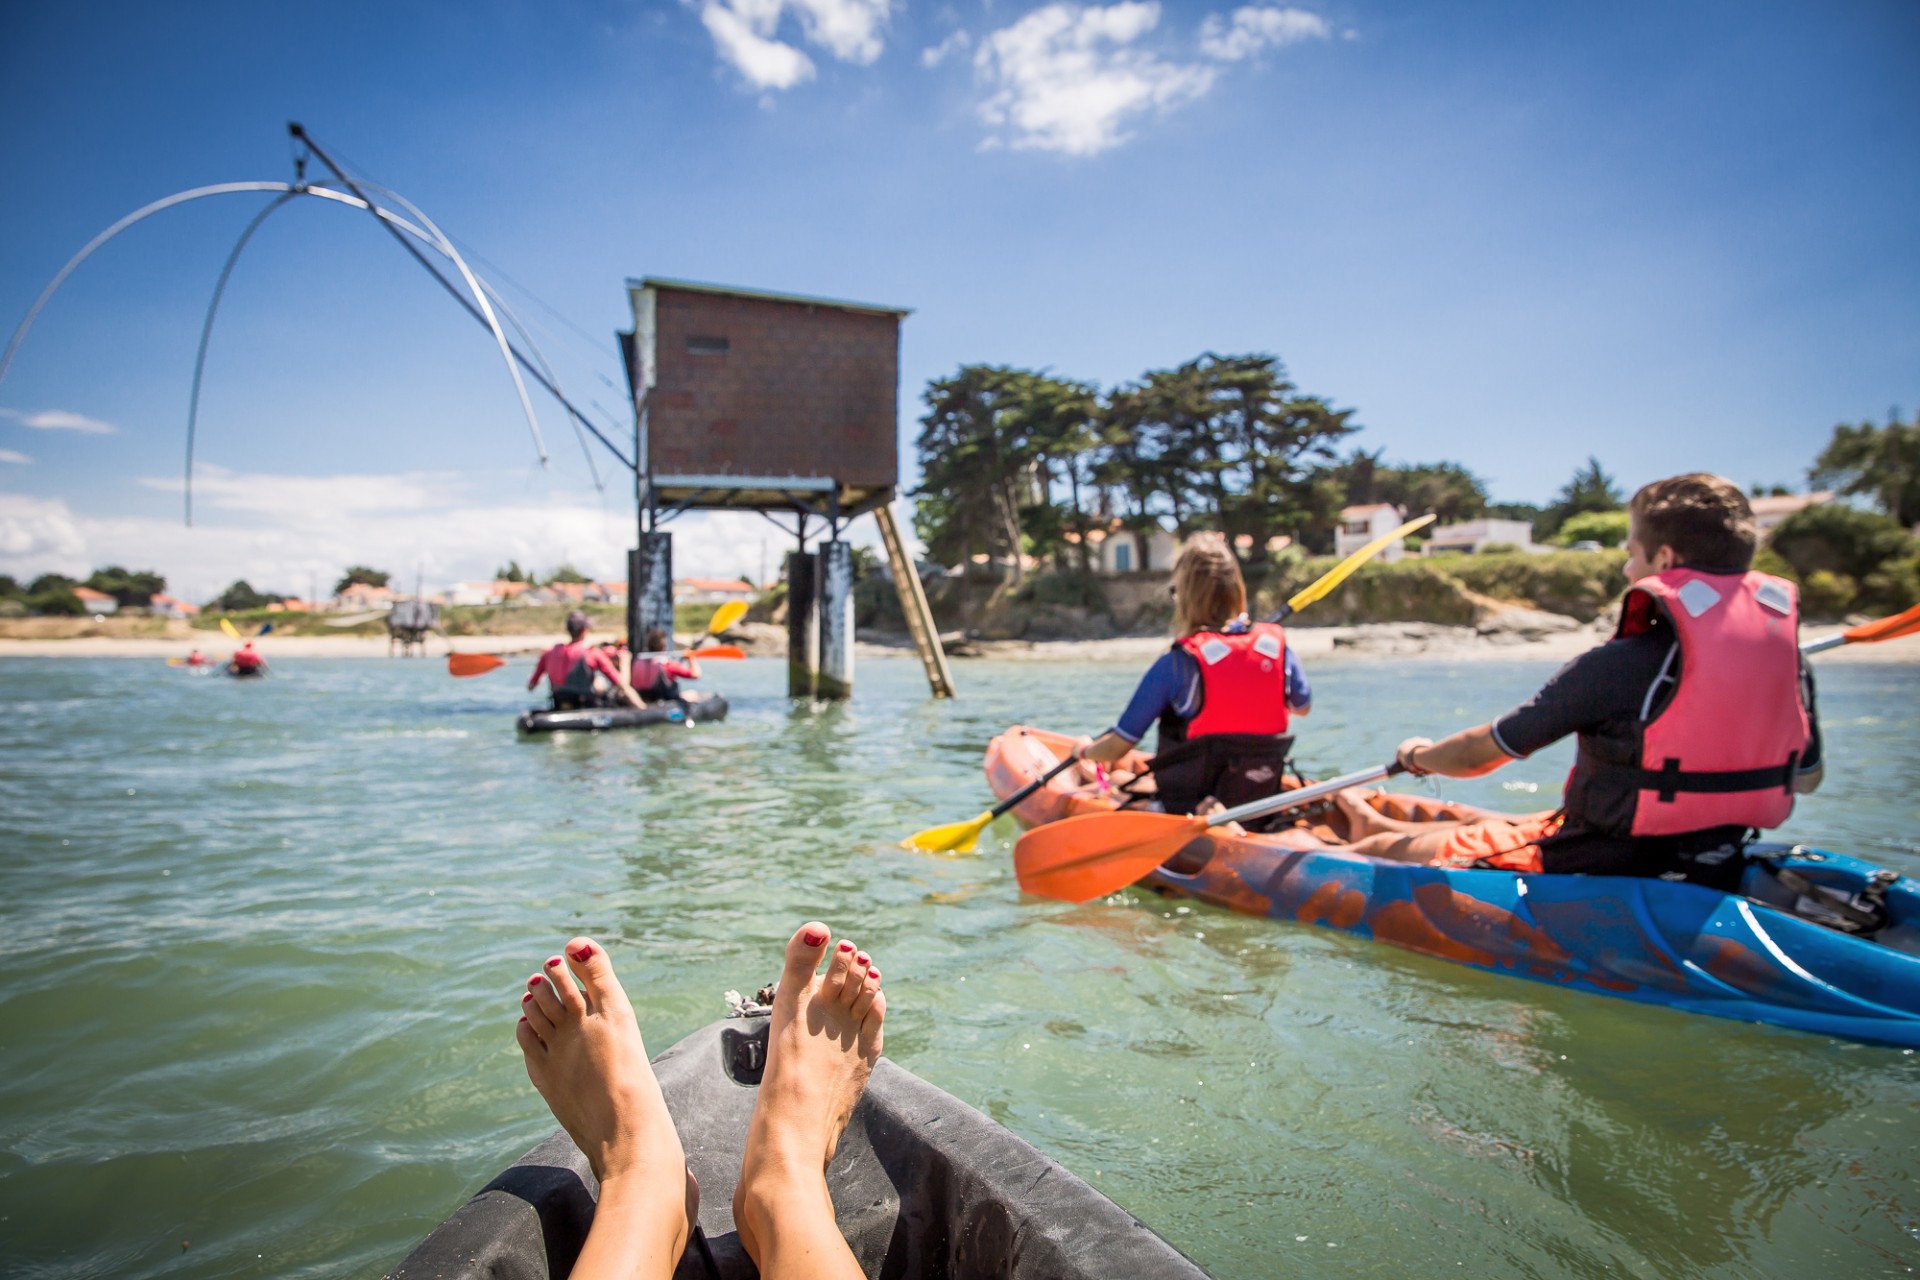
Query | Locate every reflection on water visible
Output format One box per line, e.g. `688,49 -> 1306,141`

0,654 -> 1915,1279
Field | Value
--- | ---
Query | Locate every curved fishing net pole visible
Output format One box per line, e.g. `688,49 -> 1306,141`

186,183 -> 610,523
2,162 -> 637,520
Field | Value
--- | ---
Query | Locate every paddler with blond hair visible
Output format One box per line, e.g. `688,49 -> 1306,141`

1077,533 -> 1311,826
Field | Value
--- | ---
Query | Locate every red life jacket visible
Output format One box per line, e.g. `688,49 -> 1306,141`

1173,623 -> 1291,739
231,646 -> 263,672
1568,569 -> 1807,838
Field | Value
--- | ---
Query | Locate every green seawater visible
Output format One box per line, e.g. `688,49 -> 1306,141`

1,654 -> 1916,1279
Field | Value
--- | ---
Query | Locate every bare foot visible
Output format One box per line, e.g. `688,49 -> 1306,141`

517,937 -> 692,1280
733,922 -> 885,1277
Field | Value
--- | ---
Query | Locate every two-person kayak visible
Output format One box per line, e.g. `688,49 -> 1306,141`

391,1011 -> 1210,1279
517,695 -> 729,735
985,726 -> 1920,1049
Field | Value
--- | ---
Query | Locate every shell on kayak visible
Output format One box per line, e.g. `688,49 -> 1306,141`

985,725 -> 1920,1048
390,1014 -> 1212,1280
516,695 -> 729,735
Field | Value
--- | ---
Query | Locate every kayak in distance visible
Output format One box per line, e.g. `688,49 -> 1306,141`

986,727 -> 1920,1049
390,1012 -> 1211,1280
516,695 -> 729,735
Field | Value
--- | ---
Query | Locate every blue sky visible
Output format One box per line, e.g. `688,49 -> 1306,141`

1,0 -> 1915,600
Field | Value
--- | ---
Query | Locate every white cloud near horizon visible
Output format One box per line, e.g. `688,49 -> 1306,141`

0,449 -> 30,465
1198,6 -> 1329,60
698,0 -> 892,91
973,3 -> 1216,156
0,407 -> 118,434
0,467 -> 919,603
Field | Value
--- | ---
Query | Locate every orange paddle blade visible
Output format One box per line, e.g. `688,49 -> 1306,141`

1844,601 -> 1920,644
448,652 -> 507,678
687,645 -> 746,660
1013,810 -> 1208,903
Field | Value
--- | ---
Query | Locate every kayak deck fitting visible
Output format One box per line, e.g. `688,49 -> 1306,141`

986,726 -> 1920,1049
391,1014 -> 1211,1280
516,695 -> 729,734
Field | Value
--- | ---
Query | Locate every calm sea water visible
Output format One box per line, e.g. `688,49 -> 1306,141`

1,653 -> 1916,1279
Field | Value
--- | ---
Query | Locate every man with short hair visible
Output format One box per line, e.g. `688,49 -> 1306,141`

530,611 -> 644,710
1335,473 -> 1821,887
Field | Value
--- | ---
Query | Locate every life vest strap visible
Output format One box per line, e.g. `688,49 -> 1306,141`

1636,753 -> 1798,802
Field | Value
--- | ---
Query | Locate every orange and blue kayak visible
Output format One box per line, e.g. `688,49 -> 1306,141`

985,726 -> 1920,1049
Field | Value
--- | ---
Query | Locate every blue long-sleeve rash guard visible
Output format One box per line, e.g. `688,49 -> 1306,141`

1110,637 -> 1310,745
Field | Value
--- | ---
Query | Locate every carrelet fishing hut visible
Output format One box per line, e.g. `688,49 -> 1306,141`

619,279 -> 952,701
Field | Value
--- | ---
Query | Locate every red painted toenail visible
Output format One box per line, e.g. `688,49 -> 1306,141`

528,975 -> 544,987
522,992 -> 533,1002
855,954 -> 869,966
545,957 -> 563,968
802,928 -> 828,947
868,969 -> 879,979
569,943 -> 594,962
519,1015 -> 529,1024
837,940 -> 855,953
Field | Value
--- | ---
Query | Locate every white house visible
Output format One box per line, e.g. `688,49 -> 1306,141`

675,577 -> 756,604
150,593 -> 201,619
1335,504 -> 1407,562
1080,520 -> 1179,574
1424,518 -> 1538,555
1750,491 -> 1833,536
73,586 -> 118,615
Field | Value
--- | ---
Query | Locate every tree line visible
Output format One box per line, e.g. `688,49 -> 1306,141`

911,353 -> 1641,578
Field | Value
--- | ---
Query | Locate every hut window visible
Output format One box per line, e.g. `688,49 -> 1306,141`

687,335 -> 730,355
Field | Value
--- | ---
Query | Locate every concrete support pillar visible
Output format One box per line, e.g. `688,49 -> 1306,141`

816,540 -> 854,700
786,550 -> 819,699
629,532 -> 673,650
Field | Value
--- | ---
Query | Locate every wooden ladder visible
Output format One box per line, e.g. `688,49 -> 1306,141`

874,503 -> 955,699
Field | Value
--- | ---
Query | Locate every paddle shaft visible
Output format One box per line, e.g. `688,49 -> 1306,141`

1204,761 -> 1405,829
989,755 -> 1079,821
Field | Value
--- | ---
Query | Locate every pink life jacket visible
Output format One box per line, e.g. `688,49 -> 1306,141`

1575,569 -> 1807,838
1173,623 -> 1291,739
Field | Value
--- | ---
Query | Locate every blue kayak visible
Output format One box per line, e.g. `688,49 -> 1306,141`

987,726 -> 1920,1048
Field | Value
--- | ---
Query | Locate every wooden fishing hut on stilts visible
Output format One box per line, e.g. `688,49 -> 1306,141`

618,278 -> 953,700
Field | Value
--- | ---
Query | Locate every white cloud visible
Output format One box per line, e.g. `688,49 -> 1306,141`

0,407 -> 118,435
1198,6 -> 1329,60
921,29 -> 971,67
697,0 -> 891,91
0,468 -> 905,603
701,1 -> 817,90
974,3 -> 1216,156
0,450 -> 30,465
0,493 -> 88,573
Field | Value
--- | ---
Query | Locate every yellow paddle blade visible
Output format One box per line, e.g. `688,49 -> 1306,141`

901,811 -> 992,854
708,600 -> 748,635
166,657 -> 187,666
1286,512 -> 1438,614
219,617 -> 242,641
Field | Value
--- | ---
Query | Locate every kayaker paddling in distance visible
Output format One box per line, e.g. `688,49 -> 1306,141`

630,626 -> 706,704
516,923 -> 885,1280
1335,473 -> 1822,886
227,640 -> 267,677
1077,533 -> 1311,827
530,610 -> 647,710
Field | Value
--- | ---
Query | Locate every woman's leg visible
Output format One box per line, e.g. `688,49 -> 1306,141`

734,923 -> 886,1280
517,938 -> 694,1280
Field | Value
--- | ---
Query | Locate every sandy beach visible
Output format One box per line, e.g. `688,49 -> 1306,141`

1,619 -> 1909,663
